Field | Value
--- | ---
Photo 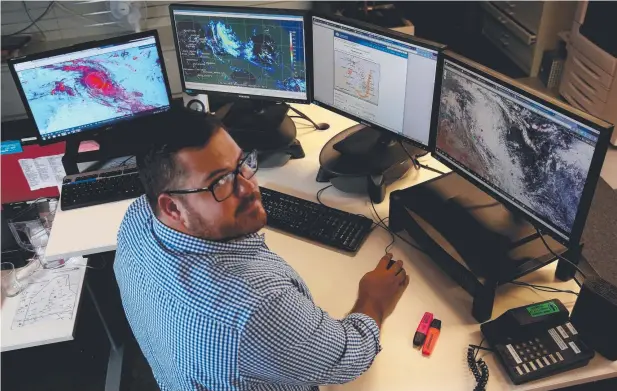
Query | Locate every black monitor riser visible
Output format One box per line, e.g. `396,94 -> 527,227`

389,172 -> 586,323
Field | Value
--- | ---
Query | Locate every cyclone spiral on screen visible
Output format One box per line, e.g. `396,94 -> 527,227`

17,44 -> 169,137
174,14 -> 306,93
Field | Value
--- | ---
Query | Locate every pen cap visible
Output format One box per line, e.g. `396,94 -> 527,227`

430,319 -> 441,329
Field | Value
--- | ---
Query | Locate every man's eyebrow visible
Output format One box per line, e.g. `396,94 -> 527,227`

203,168 -> 228,184
202,151 -> 244,185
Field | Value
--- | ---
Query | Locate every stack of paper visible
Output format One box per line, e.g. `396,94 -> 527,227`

18,154 -> 66,191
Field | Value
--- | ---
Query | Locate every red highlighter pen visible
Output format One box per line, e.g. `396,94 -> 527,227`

413,312 -> 434,346
422,319 -> 441,356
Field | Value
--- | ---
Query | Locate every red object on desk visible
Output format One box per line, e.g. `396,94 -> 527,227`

1,142 -> 66,203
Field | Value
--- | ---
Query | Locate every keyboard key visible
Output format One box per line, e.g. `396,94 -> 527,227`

516,366 -> 523,376
543,357 -> 550,366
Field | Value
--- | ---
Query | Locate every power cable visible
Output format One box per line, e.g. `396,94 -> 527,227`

399,140 -> 446,175
4,1 -> 55,37
536,227 -> 587,279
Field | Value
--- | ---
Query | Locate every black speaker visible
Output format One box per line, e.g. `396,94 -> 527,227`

570,277 -> 617,360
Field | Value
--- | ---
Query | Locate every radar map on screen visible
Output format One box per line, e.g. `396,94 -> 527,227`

174,13 -> 306,93
437,69 -> 596,234
16,43 -> 169,137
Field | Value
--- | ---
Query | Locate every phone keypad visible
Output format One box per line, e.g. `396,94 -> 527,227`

510,336 -> 563,377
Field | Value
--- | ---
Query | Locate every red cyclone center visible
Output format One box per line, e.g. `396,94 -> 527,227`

84,72 -> 112,94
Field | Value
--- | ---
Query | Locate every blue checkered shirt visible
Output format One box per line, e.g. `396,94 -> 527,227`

114,196 -> 382,391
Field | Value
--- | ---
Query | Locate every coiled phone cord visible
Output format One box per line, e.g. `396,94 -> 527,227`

467,345 -> 489,391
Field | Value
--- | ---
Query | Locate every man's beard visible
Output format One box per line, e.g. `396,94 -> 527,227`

182,191 -> 266,241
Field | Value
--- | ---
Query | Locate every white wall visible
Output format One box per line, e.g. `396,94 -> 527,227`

1,1 -> 311,42
1,0 -> 311,114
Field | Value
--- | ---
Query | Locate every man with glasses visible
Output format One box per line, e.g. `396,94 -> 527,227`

114,109 -> 409,391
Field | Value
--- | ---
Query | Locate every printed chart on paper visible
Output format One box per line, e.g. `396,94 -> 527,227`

11,266 -> 82,329
334,52 -> 381,105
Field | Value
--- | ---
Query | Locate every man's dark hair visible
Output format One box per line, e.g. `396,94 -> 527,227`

137,109 -> 224,214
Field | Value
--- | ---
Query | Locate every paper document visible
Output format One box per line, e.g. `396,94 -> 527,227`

1,257 -> 87,352
18,154 -> 66,191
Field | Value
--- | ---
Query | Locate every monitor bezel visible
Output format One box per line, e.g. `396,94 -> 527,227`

434,50 -> 614,247
7,30 -> 173,145
310,12 -> 446,152
168,4 -> 312,105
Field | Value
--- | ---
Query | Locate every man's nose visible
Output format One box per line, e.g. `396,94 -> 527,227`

235,174 -> 257,196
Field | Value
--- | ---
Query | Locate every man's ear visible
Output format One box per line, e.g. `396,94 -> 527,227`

158,193 -> 183,223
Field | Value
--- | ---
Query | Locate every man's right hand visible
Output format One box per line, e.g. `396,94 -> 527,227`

351,253 -> 410,328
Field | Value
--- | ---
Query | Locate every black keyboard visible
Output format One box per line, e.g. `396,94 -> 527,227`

60,166 -> 143,211
260,187 -> 373,253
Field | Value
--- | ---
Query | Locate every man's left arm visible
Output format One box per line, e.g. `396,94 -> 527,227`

237,287 -> 381,386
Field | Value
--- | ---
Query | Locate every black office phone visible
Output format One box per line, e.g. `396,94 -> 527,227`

481,299 -> 594,385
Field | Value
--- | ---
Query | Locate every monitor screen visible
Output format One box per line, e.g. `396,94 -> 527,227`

312,16 -> 440,147
11,34 -> 171,141
435,57 -> 603,243
170,6 -> 308,101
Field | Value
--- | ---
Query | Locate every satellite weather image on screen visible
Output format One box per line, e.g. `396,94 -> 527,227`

16,39 -> 169,139
436,65 -> 597,236
173,11 -> 306,95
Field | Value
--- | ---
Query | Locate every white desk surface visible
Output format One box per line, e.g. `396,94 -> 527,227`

44,104 -> 617,390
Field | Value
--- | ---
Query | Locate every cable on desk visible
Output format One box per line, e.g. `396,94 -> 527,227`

288,106 -> 330,131
369,197 -> 426,254
399,140 -> 447,175
507,281 -> 579,296
535,227 -> 587,279
316,184 -> 333,207
368,199 -> 396,253
468,339 -> 490,391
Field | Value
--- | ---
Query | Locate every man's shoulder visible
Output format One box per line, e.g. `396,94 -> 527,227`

119,196 -> 151,232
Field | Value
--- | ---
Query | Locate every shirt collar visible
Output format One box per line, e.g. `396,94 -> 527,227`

151,210 -> 266,256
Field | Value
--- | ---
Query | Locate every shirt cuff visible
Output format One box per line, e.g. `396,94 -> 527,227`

346,312 -> 383,355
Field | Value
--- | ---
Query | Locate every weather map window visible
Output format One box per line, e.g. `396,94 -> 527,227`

13,36 -> 170,141
171,9 -> 307,100
312,16 -> 438,147
435,60 -> 600,241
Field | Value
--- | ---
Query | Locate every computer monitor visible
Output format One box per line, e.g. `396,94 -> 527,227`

169,4 -> 309,104
8,31 -> 172,144
434,51 -> 614,247
311,14 -> 444,150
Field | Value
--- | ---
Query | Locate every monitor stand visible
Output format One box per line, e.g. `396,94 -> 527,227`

389,172 -> 586,322
214,100 -> 304,168
316,124 -> 420,203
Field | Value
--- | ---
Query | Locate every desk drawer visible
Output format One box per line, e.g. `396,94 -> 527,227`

482,13 -> 534,73
482,2 -> 537,45
491,1 -> 543,34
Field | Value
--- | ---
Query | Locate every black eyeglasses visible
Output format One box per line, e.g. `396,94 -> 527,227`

164,150 -> 258,202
